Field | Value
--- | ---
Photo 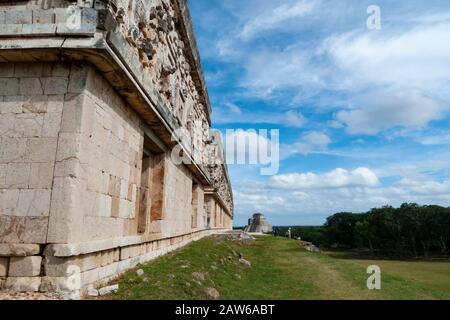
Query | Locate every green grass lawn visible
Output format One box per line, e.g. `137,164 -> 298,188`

111,236 -> 450,300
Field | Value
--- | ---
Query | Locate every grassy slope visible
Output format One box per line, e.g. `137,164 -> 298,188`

112,236 -> 450,300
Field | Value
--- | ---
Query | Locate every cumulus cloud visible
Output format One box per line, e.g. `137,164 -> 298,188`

324,22 -> 450,93
270,167 -> 379,189
284,110 -> 306,127
190,0 -> 450,225
242,47 -> 326,94
302,131 -> 331,148
281,131 -> 331,158
336,91 -> 448,134
240,18 -> 450,136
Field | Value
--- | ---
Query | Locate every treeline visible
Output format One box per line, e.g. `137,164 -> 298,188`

275,226 -> 326,246
280,203 -> 450,257
325,203 -> 450,256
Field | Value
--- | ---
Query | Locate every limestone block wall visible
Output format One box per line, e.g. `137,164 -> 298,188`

0,62 -> 69,245
0,62 -> 232,296
44,62 -> 212,244
0,0 -> 234,297
46,62 -> 144,244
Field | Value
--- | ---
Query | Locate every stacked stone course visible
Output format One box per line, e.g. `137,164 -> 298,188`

0,0 -> 233,298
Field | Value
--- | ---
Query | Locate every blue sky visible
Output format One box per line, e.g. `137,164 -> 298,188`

188,0 -> 450,226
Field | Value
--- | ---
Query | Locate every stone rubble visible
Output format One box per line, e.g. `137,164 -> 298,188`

98,284 -> 119,296
205,287 -> 220,300
192,272 -> 205,282
136,269 -> 145,277
239,258 -> 252,268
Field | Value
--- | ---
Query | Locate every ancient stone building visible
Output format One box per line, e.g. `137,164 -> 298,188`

244,213 -> 272,234
0,0 -> 233,297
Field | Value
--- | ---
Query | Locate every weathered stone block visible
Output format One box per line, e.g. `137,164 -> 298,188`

43,63 -> 70,78
43,77 -> 68,95
19,77 -> 44,95
5,10 -> 32,24
12,113 -> 44,138
9,256 -> 42,277
0,114 -> 14,138
0,78 -> 19,95
0,216 -> 48,244
0,63 -> 14,77
120,245 -> 140,260
17,189 -> 51,217
0,164 -> 6,188
47,177 -> 86,243
0,23 -> 23,36
46,94 -> 65,113
42,111 -> 62,138
45,253 -> 101,277
24,137 -> 58,163
82,8 -> 98,25
0,244 -> 41,257
60,94 -> 85,133
0,189 -> 20,216
67,65 -> 90,94
22,23 -> 57,36
5,163 -> 31,189
56,23 -> 97,36
55,133 -> 82,162
40,276 -> 82,296
0,137 -> 27,162
0,257 -> 8,276
4,277 -> 41,292
32,9 -> 55,24
29,163 -> 54,189
14,63 -> 43,78
0,96 -> 22,113
22,95 -> 48,113
54,8 -> 71,24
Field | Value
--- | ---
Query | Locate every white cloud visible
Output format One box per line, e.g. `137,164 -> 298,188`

240,21 -> 450,98
224,102 -> 242,114
270,167 -> 379,189
232,174 -> 450,224
285,110 -> 307,127
239,0 -> 319,40
336,91 -> 448,134
415,132 -> 450,145
281,131 -> 331,157
302,131 -> 331,148
242,47 -> 326,94
239,19 -> 450,135
324,22 -> 450,93
214,107 -> 306,128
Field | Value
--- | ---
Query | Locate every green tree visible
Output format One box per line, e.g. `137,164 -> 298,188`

324,212 -> 362,248
355,220 -> 376,255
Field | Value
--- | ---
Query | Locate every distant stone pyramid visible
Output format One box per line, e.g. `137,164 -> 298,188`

244,213 -> 273,233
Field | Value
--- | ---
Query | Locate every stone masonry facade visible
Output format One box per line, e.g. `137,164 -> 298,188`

0,0 -> 233,298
